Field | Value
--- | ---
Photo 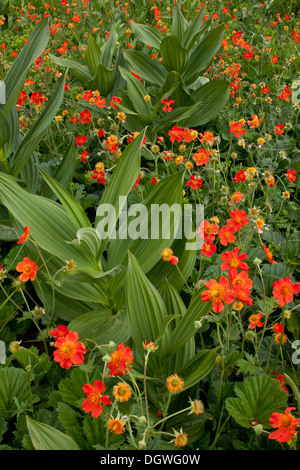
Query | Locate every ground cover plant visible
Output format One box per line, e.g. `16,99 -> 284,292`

0,0 -> 299,452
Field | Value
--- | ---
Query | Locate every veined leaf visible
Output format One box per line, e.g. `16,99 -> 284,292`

225,374 -> 288,429
0,367 -> 28,419
2,18 -> 50,116
86,64 -> 116,97
183,25 -> 225,85
107,170 -> 184,274
182,7 -> 206,49
160,35 -> 190,75
83,33 -> 101,75
95,129 -> 146,254
0,173 -> 97,270
126,252 -> 170,368
118,66 -> 151,116
180,80 -> 230,128
38,166 -> 91,230
178,348 -> 218,390
100,25 -> 118,69
9,70 -> 67,177
123,50 -> 167,87
26,416 -> 81,450
0,109 -> 10,147
172,3 -> 188,42
48,54 -> 92,82
130,22 -> 163,49
169,286 -> 212,357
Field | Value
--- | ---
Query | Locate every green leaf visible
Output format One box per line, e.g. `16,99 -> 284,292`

48,54 -> 92,82
225,374 -> 288,429
83,34 -> 101,75
169,286 -> 212,357
177,348 -> 217,390
26,416 -> 81,450
38,166 -> 91,230
183,25 -> 225,85
180,80 -> 230,128
67,308 -> 130,345
118,66 -> 151,116
172,3 -> 188,42
100,25 -> 118,69
2,18 -> 50,116
107,170 -> 184,274
182,8 -> 206,49
160,35 -> 190,74
42,138 -> 77,199
0,367 -> 28,419
86,64 -> 117,97
95,128 -> 146,253
0,109 -> 10,147
126,252 -> 170,369
123,50 -> 167,87
9,71 -> 67,177
130,22 -> 163,49
0,173 -> 97,270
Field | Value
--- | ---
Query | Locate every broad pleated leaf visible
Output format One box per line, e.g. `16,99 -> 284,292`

160,35 -> 190,74
130,22 -> 163,49
123,50 -> 167,87
26,416 -> 81,450
1,18 -> 50,116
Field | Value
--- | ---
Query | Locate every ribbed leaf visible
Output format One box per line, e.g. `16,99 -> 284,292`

48,54 -> 92,82
67,308 -> 130,345
107,170 -> 184,274
160,35 -> 190,74
1,18 -> 50,116
126,252 -> 170,368
172,3 -> 188,42
118,66 -> 151,116
42,138 -> 77,200
26,416 -> 81,450
95,128 -> 146,253
38,166 -> 91,230
183,25 -> 225,85
9,71 -> 67,177
123,50 -> 167,87
178,348 -> 217,390
86,64 -> 116,96
0,109 -> 10,147
180,80 -> 230,128
0,367 -> 28,419
0,173 -> 97,270
182,7 -> 206,49
100,25 -> 118,69
83,33 -> 101,75
169,286 -> 212,357
130,22 -> 163,49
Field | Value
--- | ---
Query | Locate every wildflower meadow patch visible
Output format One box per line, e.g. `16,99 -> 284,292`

0,0 -> 299,457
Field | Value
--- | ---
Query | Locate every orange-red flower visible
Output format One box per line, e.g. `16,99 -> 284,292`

287,169 -> 296,182
79,109 -> 92,124
17,226 -> 30,244
273,276 -> 300,307
201,243 -> 217,257
248,312 -> 264,329
82,380 -> 111,418
263,245 -> 277,264
49,324 -> 68,339
53,331 -> 86,369
218,225 -> 236,246
227,209 -> 249,232
16,257 -> 37,282
269,407 -> 299,443
201,276 -> 235,313
108,343 -> 133,376
193,148 -> 210,166
231,271 -> 253,305
221,247 -> 249,279
229,120 -> 245,138
198,220 -> 219,244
